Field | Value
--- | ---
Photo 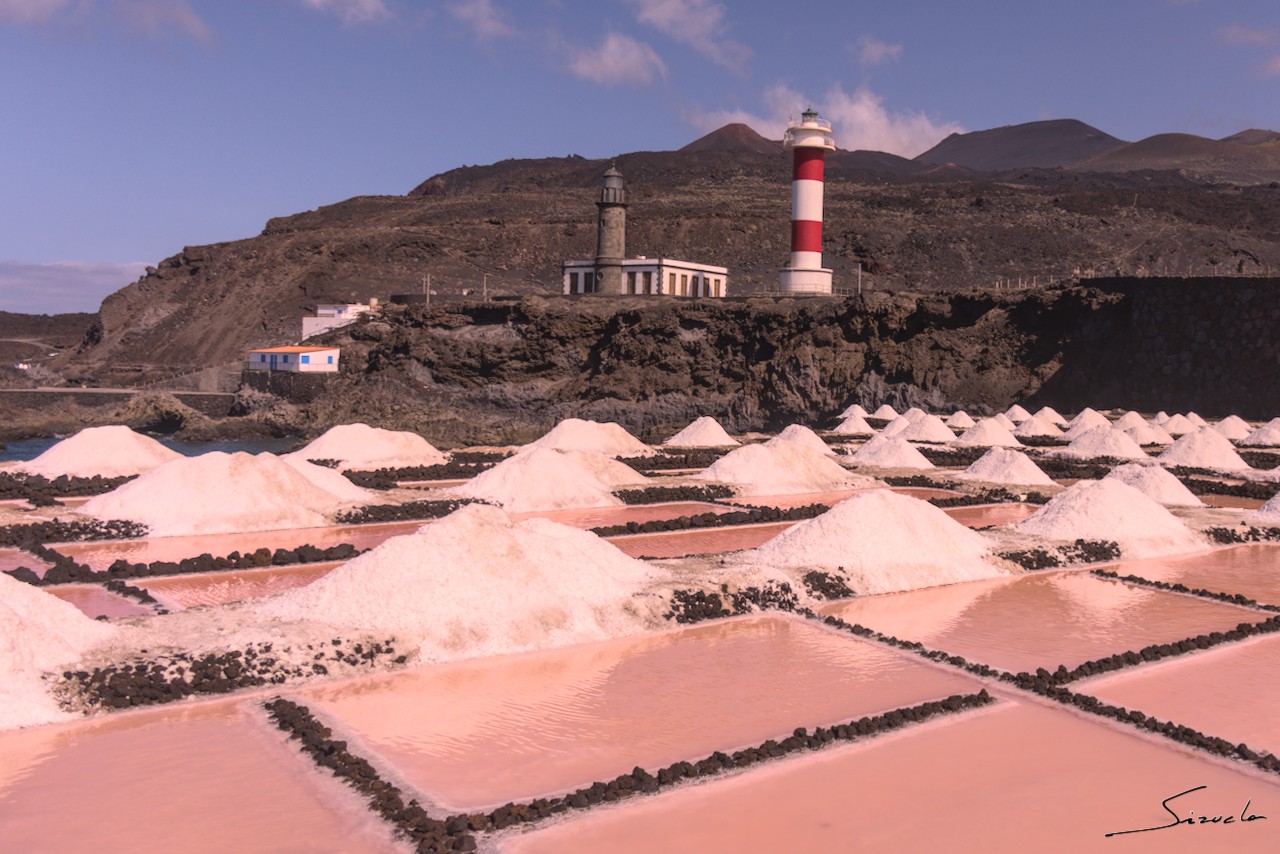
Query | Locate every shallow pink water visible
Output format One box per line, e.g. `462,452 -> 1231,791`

822,571 -> 1262,674
943,502 -> 1038,528
0,699 -> 403,853
608,522 -> 794,558
302,615 -> 980,811
1085,633 -> 1280,757
502,699 -> 1280,853
0,547 -> 47,575
1116,544 -> 1280,607
511,502 -> 732,528
44,584 -> 153,618
1201,494 -> 1267,510
723,486 -> 964,510
136,562 -> 343,610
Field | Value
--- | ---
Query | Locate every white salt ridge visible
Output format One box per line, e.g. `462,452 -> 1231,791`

1,572 -> 115,731
255,505 -> 662,663
945,410 -> 975,429
956,447 -> 1056,488
287,423 -> 448,470
1033,406 -> 1068,427
526,418 -> 655,458
1161,414 -> 1197,436
1065,408 -> 1111,433
1112,411 -> 1149,432
1004,404 -> 1032,422
1104,463 -> 1203,507
1254,494 -> 1280,521
831,413 -> 875,436
871,404 -> 898,420
849,436 -> 934,470
1213,415 -> 1253,441
953,418 -> 1023,448
991,413 -> 1017,430
450,448 -> 645,512
1013,414 -> 1064,439
695,442 -> 876,495
840,402 -> 869,419
1052,426 -> 1149,461
879,416 -> 912,438
1241,418 -> 1280,447
1017,479 -> 1207,559
78,452 -> 373,537
1125,422 -> 1174,446
1157,428 -> 1251,472
898,414 -> 955,444
18,425 -> 181,479
663,416 -> 740,448
745,490 -> 1008,595
767,424 -> 834,456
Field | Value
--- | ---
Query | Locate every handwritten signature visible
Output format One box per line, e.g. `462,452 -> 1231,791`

1106,785 -> 1268,837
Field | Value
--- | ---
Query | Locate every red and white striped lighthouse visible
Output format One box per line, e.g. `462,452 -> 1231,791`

779,107 -> 836,294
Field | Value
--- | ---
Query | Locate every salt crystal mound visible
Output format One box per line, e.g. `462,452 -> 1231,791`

694,442 -> 875,495
1065,407 -> 1111,433
898,414 -> 956,444
524,418 -> 656,458
902,407 -> 929,423
1186,412 -> 1209,428
286,423 -> 447,471
1017,479 -> 1206,559
1104,463 -> 1203,508
849,436 -> 934,470
879,416 -> 912,438
255,504 -> 661,663
663,416 -> 740,448
1004,404 -> 1032,422
767,424 -> 834,456
1125,422 -> 1174,446
1051,426 -> 1149,462
830,413 -> 875,436
1112,411 -> 1149,432
1157,427 -> 1251,472
1013,414 -> 1064,439
17,425 -> 181,479
1161,414 -> 1197,436
839,402 -> 869,419
953,419 -> 1023,448
1152,411 -> 1170,425
1033,405 -> 1068,427
1,572 -> 115,730
745,490 -> 1007,595
871,404 -> 898,420
991,413 -> 1017,430
945,411 -> 976,429
449,448 -> 645,512
1241,418 -> 1280,447
1254,494 -> 1280,521
1212,415 -> 1253,442
956,448 -> 1056,488
77,452 -> 373,537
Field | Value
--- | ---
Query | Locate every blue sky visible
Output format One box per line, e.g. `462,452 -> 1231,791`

2,0 -> 1277,314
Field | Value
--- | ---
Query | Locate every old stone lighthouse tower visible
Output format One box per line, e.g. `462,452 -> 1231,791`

594,166 -> 628,295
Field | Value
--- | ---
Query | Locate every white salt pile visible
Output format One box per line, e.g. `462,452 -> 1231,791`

1004,404 -> 1032,422
1052,426 -> 1149,461
663,416 -> 740,448
991,413 -> 1017,430
1104,463 -> 1203,508
956,448 -> 1056,488
1065,407 -> 1111,433
953,418 -> 1023,448
1013,414 -> 1064,439
78,452 -> 372,537
1,572 -> 115,731
945,410 -> 976,429
1016,479 -> 1206,559
1033,405 -> 1068,427
287,423 -> 448,470
831,413 -> 875,436
1254,494 -> 1280,521
879,416 -> 912,438
18,425 -> 181,479
1211,415 -> 1253,441
871,404 -> 899,420
744,490 -> 1008,595
449,448 -> 645,512
525,418 -> 655,458
1112,411 -> 1149,432
899,414 -> 956,444
695,441 -> 876,495
1157,428 -> 1251,472
1186,412 -> 1209,428
1152,411 -> 1169,425
849,436 -> 934,470
255,504 -> 662,662
1161,414 -> 1197,436
768,424 -> 834,456
902,407 -> 929,423
840,402 -> 869,419
1241,418 -> 1280,447
1125,422 -> 1174,446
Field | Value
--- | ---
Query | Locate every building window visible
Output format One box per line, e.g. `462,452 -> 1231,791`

327,355 -> 334,364
627,271 -> 636,294
282,355 -> 289,363
668,272 -> 676,294
301,355 -> 310,364
259,354 -> 266,362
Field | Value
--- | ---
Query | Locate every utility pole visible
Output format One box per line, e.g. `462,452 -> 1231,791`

857,262 -> 862,295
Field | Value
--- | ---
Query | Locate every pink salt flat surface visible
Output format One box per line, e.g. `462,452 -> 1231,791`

510,502 -> 732,528
723,487 -> 964,510
136,562 -> 343,610
0,547 -> 47,575
44,583 -> 153,618
1117,544 -> 1280,607
0,699 -> 404,854
943,502 -> 1039,528
608,522 -> 795,558
502,699 -> 1280,854
822,571 -> 1262,674
1084,633 -> 1280,757
302,615 -> 980,812
1201,494 -> 1266,510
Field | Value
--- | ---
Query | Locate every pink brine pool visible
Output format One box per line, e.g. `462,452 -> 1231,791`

136,562 -> 343,610
44,584 -> 153,618
1114,544 -> 1280,607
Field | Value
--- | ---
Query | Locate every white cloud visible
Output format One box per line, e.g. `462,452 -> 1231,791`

296,0 -> 389,24
0,261 -> 149,315
1219,24 -> 1275,46
113,0 -> 212,43
856,35 -> 901,68
449,0 -> 514,40
569,31 -> 666,87
0,0 -> 70,25
625,0 -> 749,72
1260,55 -> 1280,76
688,83 -> 963,158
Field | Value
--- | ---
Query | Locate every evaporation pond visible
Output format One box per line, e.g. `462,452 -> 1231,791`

1114,544 -> 1280,607
45,584 -> 153,618
136,562 -> 342,610
822,570 -> 1262,674
511,502 -> 733,528
608,522 -> 794,558
300,614 -> 979,812
0,699 -> 404,853
501,698 -> 1280,853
